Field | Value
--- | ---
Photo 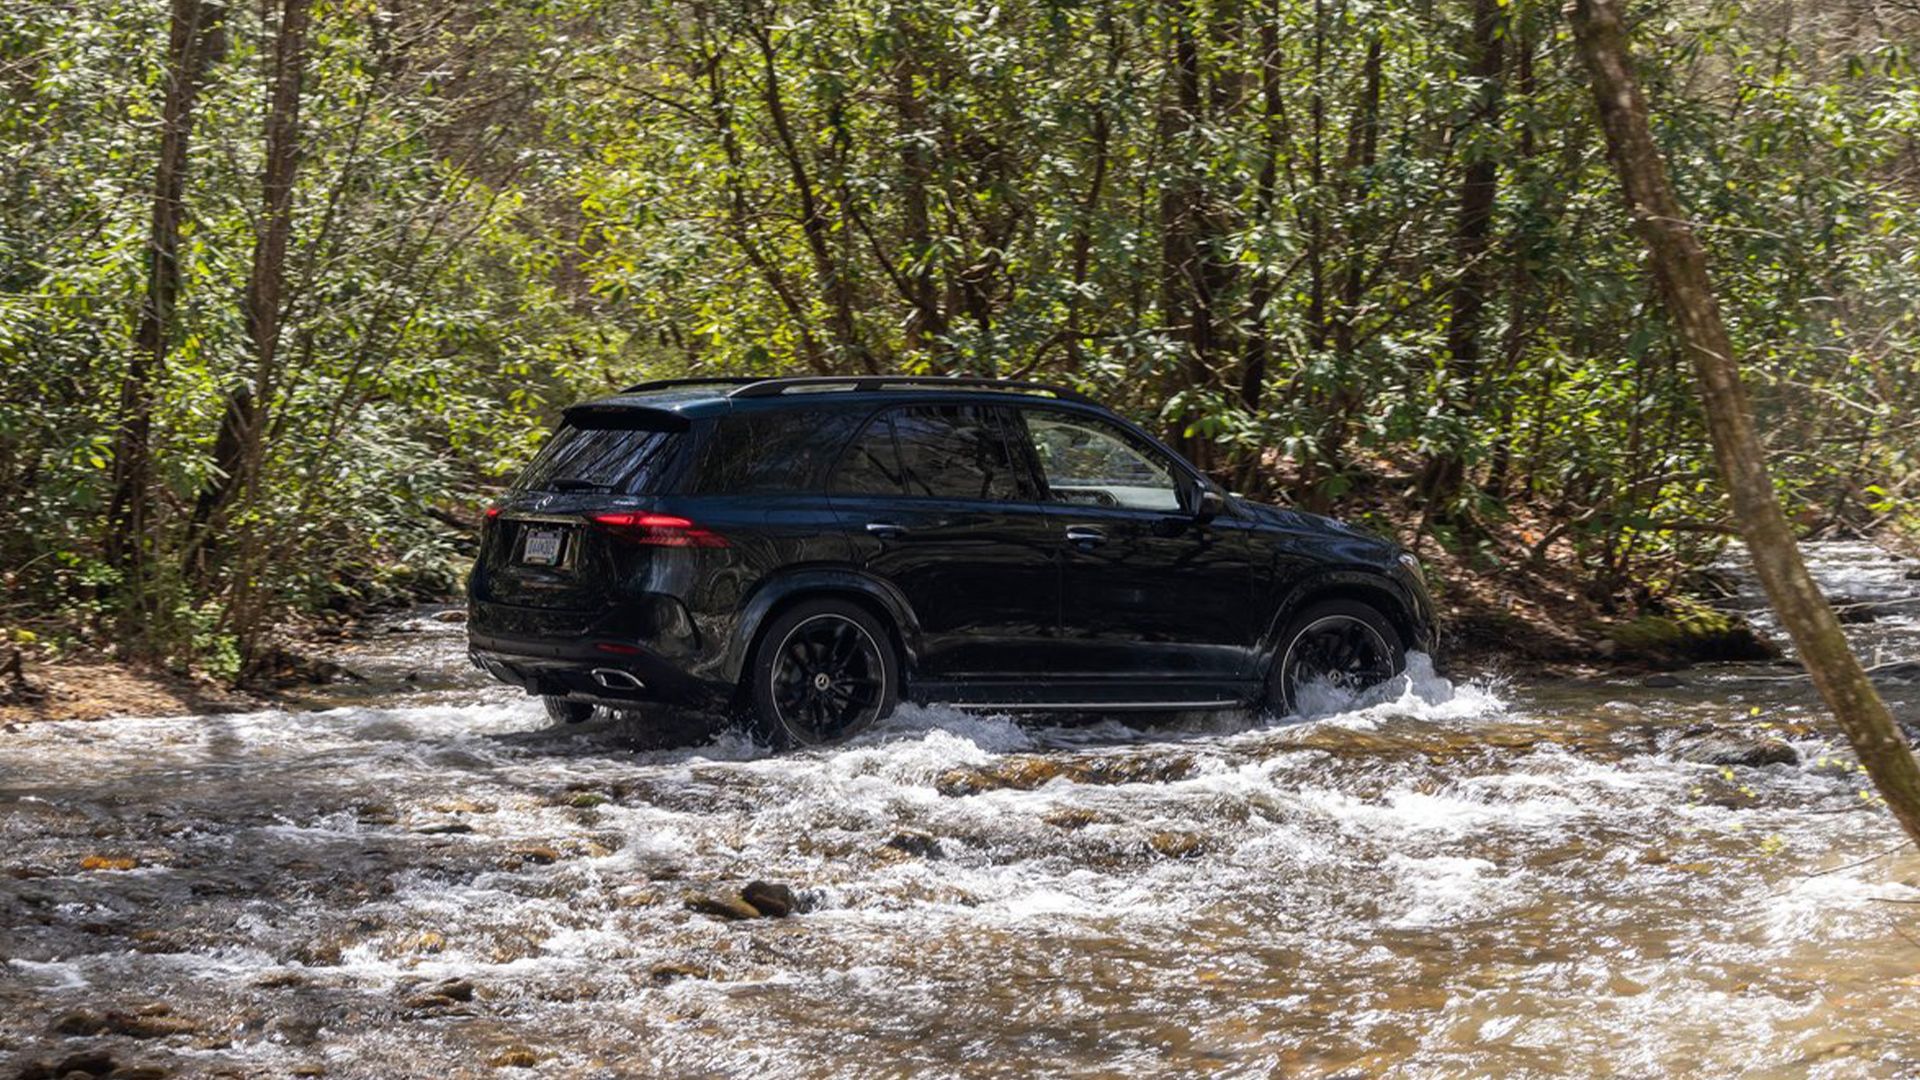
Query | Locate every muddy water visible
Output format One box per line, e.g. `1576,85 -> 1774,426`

4,549 -> 1920,1078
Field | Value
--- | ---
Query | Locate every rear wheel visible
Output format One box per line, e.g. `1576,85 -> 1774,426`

747,599 -> 899,747
1267,599 -> 1406,716
543,696 -> 595,725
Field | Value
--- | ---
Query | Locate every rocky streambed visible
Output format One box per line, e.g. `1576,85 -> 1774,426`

4,545 -> 1920,1077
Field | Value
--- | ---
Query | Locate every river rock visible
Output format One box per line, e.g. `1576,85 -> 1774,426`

881,831 -> 941,859
1641,673 -> 1685,689
1675,731 -> 1799,768
1147,831 -> 1209,860
741,880 -> 797,918
936,753 -> 1196,796
649,962 -> 709,985
684,891 -> 763,921
487,1046 -> 538,1068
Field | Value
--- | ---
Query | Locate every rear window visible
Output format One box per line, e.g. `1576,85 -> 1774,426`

511,424 -> 682,494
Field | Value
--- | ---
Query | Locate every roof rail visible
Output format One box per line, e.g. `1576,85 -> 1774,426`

618,376 -> 767,394
726,375 -> 1094,406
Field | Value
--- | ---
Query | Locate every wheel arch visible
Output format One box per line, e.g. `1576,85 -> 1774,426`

1260,570 -> 1426,676
721,568 -> 918,692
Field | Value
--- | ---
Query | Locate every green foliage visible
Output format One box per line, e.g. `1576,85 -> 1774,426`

1,0 -> 1916,675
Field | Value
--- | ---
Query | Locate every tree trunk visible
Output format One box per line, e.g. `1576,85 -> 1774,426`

1424,0 -> 1505,506
107,0 -> 224,585
1569,0 -> 1920,848
186,0 -> 310,574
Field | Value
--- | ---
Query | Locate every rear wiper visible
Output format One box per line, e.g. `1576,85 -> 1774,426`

549,478 -> 607,492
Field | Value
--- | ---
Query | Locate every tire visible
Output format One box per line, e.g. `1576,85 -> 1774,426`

543,695 -> 595,725
746,598 -> 900,747
1266,598 -> 1407,716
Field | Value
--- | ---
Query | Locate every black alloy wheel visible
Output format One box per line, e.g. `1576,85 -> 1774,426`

749,599 -> 899,746
1270,599 -> 1406,715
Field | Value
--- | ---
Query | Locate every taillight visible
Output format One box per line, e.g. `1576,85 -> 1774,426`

588,511 -> 728,548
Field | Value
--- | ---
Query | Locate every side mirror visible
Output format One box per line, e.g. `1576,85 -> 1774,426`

1194,487 -> 1226,523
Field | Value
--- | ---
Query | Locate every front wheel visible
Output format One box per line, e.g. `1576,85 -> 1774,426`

747,599 -> 900,747
1267,599 -> 1406,716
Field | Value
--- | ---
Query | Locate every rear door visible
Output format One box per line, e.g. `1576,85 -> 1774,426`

1012,405 -> 1255,691
828,402 -> 1060,685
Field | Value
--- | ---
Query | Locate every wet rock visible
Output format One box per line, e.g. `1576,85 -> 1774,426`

1147,831 -> 1209,860
1675,731 -> 1799,768
106,1068 -> 168,1080
741,880 -> 797,918
1043,807 -> 1101,831
486,1046 -> 538,1069
936,752 -> 1196,796
1640,673 -> 1685,689
649,962 -> 709,986
52,1006 -> 198,1041
431,609 -> 468,624
289,1065 -> 325,1077
79,855 -> 137,872
47,1050 -> 115,1077
881,831 -> 941,859
684,892 -> 762,921
402,980 -> 476,1013
413,822 -> 472,836
1604,611 -> 1777,664
508,845 -> 560,866
568,792 -> 608,809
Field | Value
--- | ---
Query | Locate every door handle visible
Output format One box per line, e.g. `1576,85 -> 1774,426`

865,521 -> 908,539
1064,525 -> 1106,548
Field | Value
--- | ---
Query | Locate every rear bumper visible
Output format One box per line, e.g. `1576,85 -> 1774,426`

467,622 -> 733,711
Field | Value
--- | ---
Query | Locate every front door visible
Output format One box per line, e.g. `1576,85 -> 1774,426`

828,403 -> 1059,686
1010,406 -> 1255,694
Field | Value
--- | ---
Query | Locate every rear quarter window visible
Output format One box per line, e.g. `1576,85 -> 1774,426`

691,409 -> 862,494
512,424 -> 683,494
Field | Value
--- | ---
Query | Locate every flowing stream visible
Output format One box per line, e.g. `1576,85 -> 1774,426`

3,545 -> 1919,1078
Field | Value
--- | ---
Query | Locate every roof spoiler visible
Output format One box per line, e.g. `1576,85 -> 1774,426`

560,403 -> 691,432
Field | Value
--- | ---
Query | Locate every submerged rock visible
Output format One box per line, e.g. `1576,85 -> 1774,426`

1674,730 -> 1799,768
487,1046 -> 538,1068
649,962 -> 710,985
881,831 -> 941,859
1147,831 -> 1210,860
936,752 -> 1196,796
51,1005 -> 197,1041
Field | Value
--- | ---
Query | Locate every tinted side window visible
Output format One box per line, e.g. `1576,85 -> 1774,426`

693,410 -> 860,494
512,424 -> 682,494
831,412 -> 907,495
892,404 -> 1023,501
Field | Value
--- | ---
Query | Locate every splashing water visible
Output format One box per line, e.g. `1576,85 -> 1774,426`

3,549 -> 1920,1077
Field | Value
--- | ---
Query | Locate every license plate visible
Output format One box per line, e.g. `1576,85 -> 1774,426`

521,527 -> 565,566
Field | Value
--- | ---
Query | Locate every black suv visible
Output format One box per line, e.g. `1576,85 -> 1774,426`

468,376 -> 1436,744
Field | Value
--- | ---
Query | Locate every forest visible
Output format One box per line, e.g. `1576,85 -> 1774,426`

3,0 -> 1918,677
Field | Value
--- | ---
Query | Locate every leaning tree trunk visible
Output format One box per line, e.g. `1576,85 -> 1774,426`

1569,0 -> 1920,848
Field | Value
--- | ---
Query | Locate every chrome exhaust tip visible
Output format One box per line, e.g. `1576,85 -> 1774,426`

590,668 -> 645,691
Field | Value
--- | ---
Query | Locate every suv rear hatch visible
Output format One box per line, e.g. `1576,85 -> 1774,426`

476,405 -> 692,616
